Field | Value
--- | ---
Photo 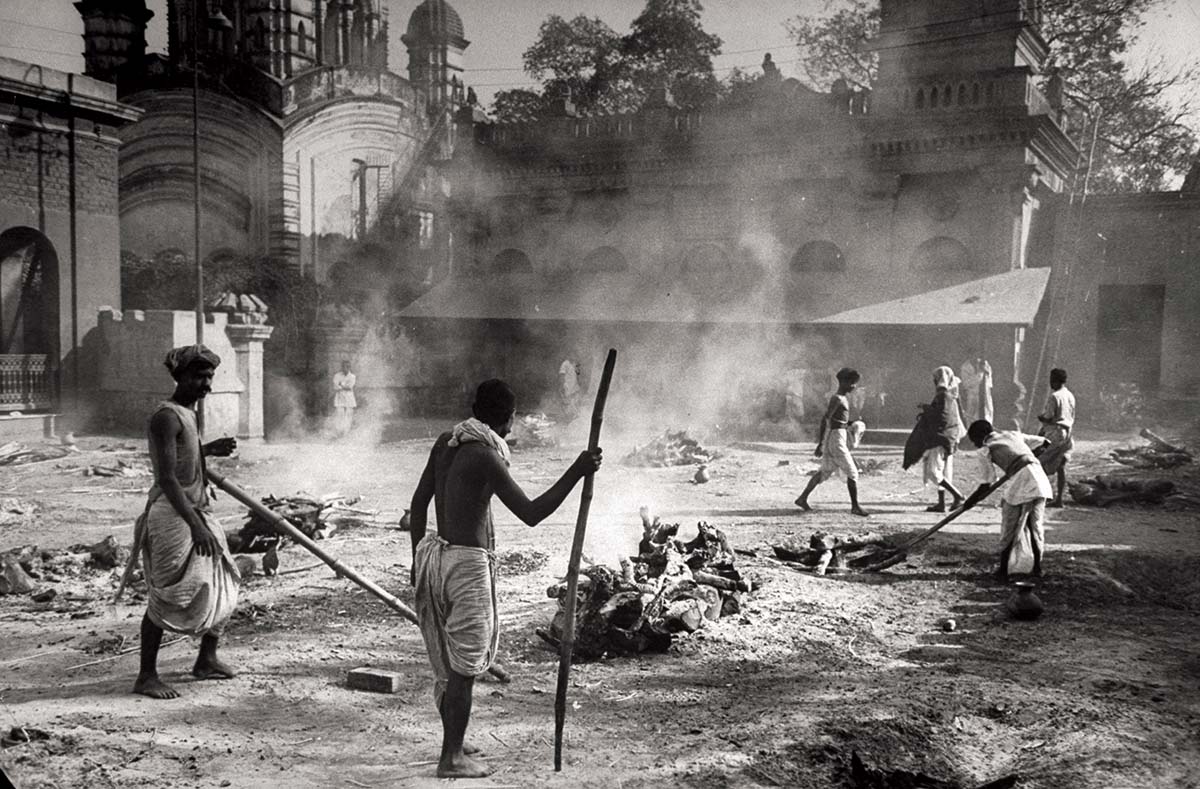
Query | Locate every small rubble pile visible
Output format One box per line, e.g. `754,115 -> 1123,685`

623,430 -> 717,467
508,413 -> 557,449
0,498 -> 35,527
0,537 -> 128,596
1111,429 -> 1193,470
84,458 -> 151,478
0,442 -> 71,467
539,509 -> 751,660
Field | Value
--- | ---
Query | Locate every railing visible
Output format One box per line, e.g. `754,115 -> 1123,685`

0,354 -> 54,411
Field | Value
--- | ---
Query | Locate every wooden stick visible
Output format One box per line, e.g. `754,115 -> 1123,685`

206,470 -> 513,682
66,636 -> 188,671
554,348 -> 617,772
862,465 -> 1022,573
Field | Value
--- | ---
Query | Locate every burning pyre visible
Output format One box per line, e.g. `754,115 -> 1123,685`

622,430 -> 718,467
539,509 -> 751,660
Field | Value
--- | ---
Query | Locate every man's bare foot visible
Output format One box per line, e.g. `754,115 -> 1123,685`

850,507 -> 870,517
794,497 -> 812,511
926,503 -> 946,513
463,742 -> 483,756
133,674 -> 179,699
192,656 -> 237,680
437,752 -> 492,778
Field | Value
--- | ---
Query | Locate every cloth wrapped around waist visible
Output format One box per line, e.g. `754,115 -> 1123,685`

141,497 -> 240,636
413,533 -> 499,703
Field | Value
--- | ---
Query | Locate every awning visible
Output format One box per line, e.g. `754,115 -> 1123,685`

810,268 -> 1051,327
397,271 -> 816,324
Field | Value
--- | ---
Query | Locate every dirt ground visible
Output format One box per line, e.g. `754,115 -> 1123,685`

2,425 -> 1199,788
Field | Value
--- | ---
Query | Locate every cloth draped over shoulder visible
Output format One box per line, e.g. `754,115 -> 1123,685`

139,400 -> 239,635
448,417 -> 511,466
903,386 -> 963,470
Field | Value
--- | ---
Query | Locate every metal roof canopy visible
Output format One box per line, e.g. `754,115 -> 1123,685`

811,268 -> 1051,327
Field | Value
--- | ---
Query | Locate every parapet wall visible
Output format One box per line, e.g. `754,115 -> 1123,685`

97,308 -> 245,438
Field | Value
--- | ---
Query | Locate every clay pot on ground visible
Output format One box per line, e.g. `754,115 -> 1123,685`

1007,581 -> 1044,621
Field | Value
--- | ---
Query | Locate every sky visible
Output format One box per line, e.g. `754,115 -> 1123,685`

2,0 -> 1198,109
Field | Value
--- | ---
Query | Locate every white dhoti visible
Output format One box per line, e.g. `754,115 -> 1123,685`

141,499 -> 240,636
922,446 -> 954,486
817,427 -> 858,482
413,534 -> 499,705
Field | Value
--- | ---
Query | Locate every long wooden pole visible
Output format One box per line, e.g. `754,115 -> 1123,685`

862,465 -> 1022,573
554,348 -> 617,771
206,469 -> 511,681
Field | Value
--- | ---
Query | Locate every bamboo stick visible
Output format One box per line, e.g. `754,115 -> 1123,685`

554,348 -> 617,772
206,470 -> 511,682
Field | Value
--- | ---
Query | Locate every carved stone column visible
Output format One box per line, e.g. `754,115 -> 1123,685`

225,321 -> 274,439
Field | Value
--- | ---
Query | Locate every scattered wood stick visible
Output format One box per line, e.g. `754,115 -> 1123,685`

490,731 -> 510,748
345,779 -> 372,788
276,561 -> 327,576
65,636 -> 187,671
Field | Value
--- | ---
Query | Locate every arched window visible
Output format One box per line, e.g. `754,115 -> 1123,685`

957,84 -> 968,105
791,240 -> 846,272
915,88 -> 925,109
942,85 -> 952,107
493,249 -> 532,274
580,246 -> 628,272
297,22 -> 307,55
972,82 -> 981,104
911,237 -> 973,271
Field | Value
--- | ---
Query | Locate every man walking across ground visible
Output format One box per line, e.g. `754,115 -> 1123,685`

408,379 -> 602,778
967,420 -> 1051,580
133,345 -> 240,699
1037,368 -> 1076,508
795,367 -> 869,517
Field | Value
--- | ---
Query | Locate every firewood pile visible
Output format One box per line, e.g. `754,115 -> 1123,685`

772,532 -> 901,575
538,509 -> 752,660
1069,475 -> 1200,509
227,493 -> 381,553
622,430 -> 718,467
1111,429 -> 1193,470
508,412 -> 557,449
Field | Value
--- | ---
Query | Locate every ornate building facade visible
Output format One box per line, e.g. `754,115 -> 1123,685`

77,0 -> 466,281
402,0 -> 1082,428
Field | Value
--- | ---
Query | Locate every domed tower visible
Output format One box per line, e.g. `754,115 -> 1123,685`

402,0 -> 469,110
74,0 -> 154,84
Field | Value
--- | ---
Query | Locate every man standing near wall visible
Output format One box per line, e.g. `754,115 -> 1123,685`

1038,368 -> 1076,508
332,359 -> 357,437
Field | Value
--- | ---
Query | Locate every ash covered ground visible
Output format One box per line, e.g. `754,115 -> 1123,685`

1,430 -> 1198,788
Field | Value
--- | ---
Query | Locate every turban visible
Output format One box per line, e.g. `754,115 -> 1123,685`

163,344 -> 221,380
933,365 -> 960,392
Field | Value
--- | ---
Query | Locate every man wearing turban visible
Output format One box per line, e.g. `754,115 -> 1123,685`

132,344 -> 240,699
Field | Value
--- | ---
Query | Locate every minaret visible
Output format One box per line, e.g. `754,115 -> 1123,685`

75,0 -> 153,85
402,0 -> 469,110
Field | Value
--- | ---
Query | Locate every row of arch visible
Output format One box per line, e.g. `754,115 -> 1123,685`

488,237 -> 973,275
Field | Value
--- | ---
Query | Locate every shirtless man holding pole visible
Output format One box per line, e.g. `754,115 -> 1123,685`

408,379 -> 602,778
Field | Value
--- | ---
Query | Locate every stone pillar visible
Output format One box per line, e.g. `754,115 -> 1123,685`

225,321 -> 274,439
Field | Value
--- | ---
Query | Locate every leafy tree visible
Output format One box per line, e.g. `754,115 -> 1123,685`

785,0 -> 1198,191
786,0 -> 879,91
490,0 -> 722,120
621,0 -> 723,108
